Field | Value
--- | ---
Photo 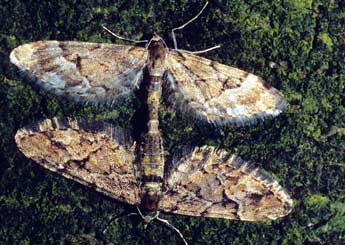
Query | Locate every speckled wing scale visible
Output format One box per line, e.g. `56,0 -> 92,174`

10,41 -> 147,105
160,146 -> 293,220
15,118 -> 140,205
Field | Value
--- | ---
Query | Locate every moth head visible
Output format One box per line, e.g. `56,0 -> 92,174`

146,34 -> 168,75
140,186 -> 162,214
146,34 -> 167,50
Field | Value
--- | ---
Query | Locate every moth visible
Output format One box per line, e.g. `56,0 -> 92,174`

15,117 -> 293,244
9,29 -> 286,127
10,2 -> 292,243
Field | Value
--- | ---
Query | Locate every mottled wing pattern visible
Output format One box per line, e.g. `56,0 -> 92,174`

15,118 -> 140,205
160,146 -> 293,221
165,50 -> 287,125
10,41 -> 147,104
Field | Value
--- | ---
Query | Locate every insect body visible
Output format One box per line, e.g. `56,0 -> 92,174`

139,35 -> 167,216
10,34 -> 286,126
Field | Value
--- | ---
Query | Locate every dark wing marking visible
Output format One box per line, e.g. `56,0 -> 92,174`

160,146 -> 293,221
10,41 -> 147,104
15,118 -> 140,205
165,50 -> 286,126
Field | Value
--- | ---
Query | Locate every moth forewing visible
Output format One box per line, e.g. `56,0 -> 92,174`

165,50 -> 287,126
15,118 -> 141,205
10,41 -> 148,105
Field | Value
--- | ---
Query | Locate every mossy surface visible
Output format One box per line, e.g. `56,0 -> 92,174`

1,0 -> 345,244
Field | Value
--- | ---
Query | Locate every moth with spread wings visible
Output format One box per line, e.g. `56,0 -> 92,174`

15,118 -> 293,244
10,35 -> 286,126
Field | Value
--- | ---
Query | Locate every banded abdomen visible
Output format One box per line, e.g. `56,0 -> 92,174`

139,36 -> 167,214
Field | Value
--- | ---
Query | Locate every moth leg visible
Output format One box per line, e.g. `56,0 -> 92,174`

102,25 -> 148,44
156,216 -> 188,245
102,212 -> 138,234
171,1 -> 209,49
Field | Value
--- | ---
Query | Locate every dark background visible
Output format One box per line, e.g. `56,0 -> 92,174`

1,0 -> 344,244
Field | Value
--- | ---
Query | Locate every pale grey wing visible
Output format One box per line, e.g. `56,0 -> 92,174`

10,41 -> 147,104
15,118 -> 140,205
160,146 -> 293,221
165,50 -> 287,126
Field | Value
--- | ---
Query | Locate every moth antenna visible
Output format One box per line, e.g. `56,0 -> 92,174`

136,205 -> 145,219
102,25 -> 149,44
171,1 -> 209,49
156,216 -> 188,245
179,44 -> 222,54
102,212 -> 138,234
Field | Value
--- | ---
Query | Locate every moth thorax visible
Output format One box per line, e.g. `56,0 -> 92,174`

147,105 -> 159,121
140,183 -> 162,213
147,39 -> 167,76
147,120 -> 159,133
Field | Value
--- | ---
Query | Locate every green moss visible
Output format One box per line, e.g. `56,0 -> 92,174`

319,32 -> 333,51
302,97 -> 319,113
4,35 -> 18,49
287,0 -> 313,9
305,194 -> 330,208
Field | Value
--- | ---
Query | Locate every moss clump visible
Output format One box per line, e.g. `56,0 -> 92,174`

319,32 -> 333,51
305,194 -> 330,208
286,0 -> 313,9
